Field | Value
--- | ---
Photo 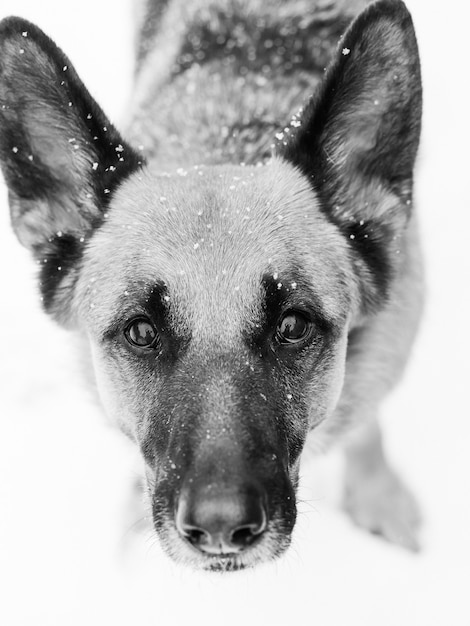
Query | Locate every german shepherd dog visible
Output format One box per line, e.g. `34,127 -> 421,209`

0,0 -> 423,571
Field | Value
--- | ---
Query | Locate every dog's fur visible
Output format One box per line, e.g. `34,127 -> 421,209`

0,0 -> 423,571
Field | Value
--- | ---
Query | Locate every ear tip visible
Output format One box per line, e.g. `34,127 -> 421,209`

345,0 -> 416,40
364,0 -> 413,20
0,16 -> 43,39
339,0 -> 419,70
0,17 -> 72,87
0,17 -> 53,65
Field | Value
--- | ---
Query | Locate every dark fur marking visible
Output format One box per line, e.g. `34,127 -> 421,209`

36,234 -> 83,311
136,0 -> 171,66
340,219 -> 393,304
141,347 -> 300,482
172,10 -> 350,78
103,281 -> 191,369
248,273 -> 336,365
37,214 -> 105,313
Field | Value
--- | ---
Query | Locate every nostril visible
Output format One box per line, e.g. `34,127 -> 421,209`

185,526 -> 209,547
230,506 -> 267,549
230,524 -> 262,548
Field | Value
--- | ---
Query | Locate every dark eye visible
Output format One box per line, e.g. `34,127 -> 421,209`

276,310 -> 311,344
125,318 -> 158,348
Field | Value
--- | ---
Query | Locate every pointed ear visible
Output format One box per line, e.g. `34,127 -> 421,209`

0,17 -> 144,318
277,0 -> 422,305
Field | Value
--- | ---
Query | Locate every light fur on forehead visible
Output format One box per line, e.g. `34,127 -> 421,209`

74,157 -> 358,336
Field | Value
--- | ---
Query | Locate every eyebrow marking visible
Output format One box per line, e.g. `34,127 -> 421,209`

261,270 -> 336,333
247,268 -> 340,356
101,280 -> 178,339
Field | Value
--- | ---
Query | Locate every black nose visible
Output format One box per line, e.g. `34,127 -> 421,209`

176,482 -> 267,555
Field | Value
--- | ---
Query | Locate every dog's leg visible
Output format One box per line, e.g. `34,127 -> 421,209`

342,419 -> 422,552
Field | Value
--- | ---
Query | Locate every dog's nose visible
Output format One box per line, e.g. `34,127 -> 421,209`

176,482 -> 267,555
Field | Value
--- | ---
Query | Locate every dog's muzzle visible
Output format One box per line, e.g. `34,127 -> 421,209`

175,480 -> 267,555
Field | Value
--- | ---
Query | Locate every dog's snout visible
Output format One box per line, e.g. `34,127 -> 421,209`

176,482 -> 267,555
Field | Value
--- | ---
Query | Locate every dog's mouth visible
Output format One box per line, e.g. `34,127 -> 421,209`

183,545 -> 257,573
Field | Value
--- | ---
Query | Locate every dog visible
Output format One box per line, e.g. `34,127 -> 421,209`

0,0 -> 423,571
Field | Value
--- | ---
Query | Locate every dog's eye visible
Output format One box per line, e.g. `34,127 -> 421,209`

276,311 -> 311,344
125,318 -> 158,348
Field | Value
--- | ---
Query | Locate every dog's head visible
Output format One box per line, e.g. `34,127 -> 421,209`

0,0 -> 421,571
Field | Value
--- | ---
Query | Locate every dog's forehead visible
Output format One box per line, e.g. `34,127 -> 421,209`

79,158 -> 350,332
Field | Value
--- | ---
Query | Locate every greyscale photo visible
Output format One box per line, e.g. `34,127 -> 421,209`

0,1 -> 467,625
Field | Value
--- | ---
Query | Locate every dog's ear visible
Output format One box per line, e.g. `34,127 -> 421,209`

0,18 -> 143,315
277,0 -> 422,305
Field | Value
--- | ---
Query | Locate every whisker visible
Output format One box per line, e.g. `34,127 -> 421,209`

122,515 -> 152,539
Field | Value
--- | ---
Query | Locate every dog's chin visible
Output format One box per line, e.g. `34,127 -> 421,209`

154,519 -> 293,572
197,554 -> 250,573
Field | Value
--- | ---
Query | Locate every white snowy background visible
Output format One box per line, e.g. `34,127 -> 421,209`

0,1 -> 468,625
